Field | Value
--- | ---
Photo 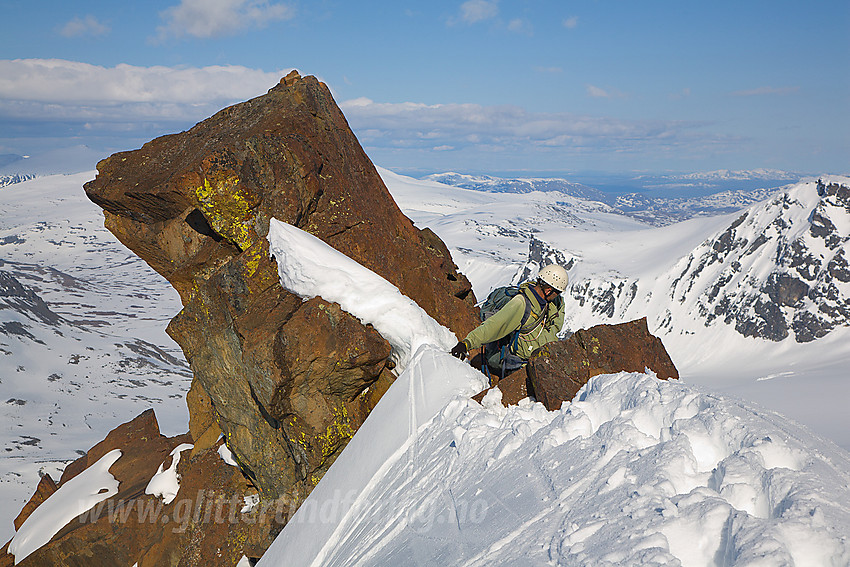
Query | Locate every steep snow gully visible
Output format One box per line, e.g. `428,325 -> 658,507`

261,221 -> 850,567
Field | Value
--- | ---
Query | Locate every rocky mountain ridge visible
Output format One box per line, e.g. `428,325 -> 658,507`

559,178 -> 850,344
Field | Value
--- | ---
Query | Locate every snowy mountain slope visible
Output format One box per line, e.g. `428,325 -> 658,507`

381,169 -> 850,449
301,373 -> 850,566
0,173 -> 189,543
0,175 -> 36,189
611,185 -> 786,226
260,219 -> 850,567
558,178 -> 850,341
379,167 -> 648,294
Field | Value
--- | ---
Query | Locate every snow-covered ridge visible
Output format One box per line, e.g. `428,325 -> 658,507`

266,219 -> 457,371
561,176 -> 850,345
424,171 -> 605,201
0,174 -> 36,188
259,213 -> 850,566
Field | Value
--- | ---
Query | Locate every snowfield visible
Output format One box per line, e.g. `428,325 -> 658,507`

261,219 -> 850,567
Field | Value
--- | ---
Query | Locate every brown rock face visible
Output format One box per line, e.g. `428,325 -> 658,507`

12,475 -> 57,532
3,411 -> 279,567
471,368 -> 531,407
82,70 -> 479,503
527,318 -> 679,411
2,411 -> 189,566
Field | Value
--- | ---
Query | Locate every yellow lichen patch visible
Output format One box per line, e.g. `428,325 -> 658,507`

194,175 -> 257,251
287,416 -> 312,454
317,405 -> 353,460
589,336 -> 601,355
242,245 -> 264,280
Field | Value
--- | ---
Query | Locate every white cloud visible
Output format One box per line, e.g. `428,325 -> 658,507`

339,98 -> 716,154
563,16 -> 578,30
0,59 -> 284,104
508,18 -> 533,35
156,0 -> 294,40
586,84 -> 626,99
451,0 -> 499,25
731,86 -> 799,97
59,15 -> 110,38
586,85 -> 610,98
0,59 -> 288,125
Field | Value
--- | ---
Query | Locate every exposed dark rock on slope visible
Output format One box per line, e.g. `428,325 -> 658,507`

82,70 -> 479,502
2,411 -> 278,566
561,180 -> 850,343
472,318 -> 677,409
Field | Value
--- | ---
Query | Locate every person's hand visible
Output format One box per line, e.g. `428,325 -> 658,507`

450,341 -> 468,360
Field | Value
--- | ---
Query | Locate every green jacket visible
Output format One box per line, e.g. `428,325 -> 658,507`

463,283 -> 565,360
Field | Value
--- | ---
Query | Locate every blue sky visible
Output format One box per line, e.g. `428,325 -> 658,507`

1,0 -> 847,176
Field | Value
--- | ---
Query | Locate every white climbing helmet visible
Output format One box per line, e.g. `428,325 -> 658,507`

538,264 -> 569,292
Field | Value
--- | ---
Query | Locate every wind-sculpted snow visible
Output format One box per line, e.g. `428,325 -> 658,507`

267,219 -> 458,372
8,449 -> 122,564
262,218 -> 487,566
300,372 -> 850,566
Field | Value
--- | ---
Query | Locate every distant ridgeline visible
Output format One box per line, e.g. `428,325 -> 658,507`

0,174 -> 36,188
425,170 -> 803,227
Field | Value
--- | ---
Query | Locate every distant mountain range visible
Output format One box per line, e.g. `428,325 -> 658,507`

639,168 -> 802,183
424,170 -> 805,226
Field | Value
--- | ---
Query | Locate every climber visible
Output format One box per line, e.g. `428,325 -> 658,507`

450,264 -> 568,379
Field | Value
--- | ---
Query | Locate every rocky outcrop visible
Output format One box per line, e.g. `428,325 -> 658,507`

474,318 -> 678,410
689,180 -> 850,342
527,318 -> 678,411
564,180 -> 850,343
83,71 -> 478,509
2,410 -> 279,566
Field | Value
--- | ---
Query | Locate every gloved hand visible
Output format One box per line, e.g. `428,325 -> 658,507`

450,340 -> 468,360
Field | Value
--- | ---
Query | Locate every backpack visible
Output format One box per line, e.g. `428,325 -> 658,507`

478,285 -> 534,375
